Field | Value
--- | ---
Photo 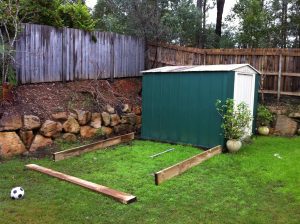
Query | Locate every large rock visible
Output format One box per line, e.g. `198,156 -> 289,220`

63,118 -> 80,134
0,113 -> 22,131
289,112 -> 300,119
136,115 -> 142,125
113,124 -> 133,134
106,104 -> 115,114
68,112 -> 78,120
75,110 -> 92,125
0,132 -> 26,158
23,115 -> 41,130
110,114 -> 120,126
90,113 -> 101,129
80,126 -> 98,138
40,120 -> 62,137
101,112 -> 110,126
62,133 -> 77,142
122,104 -> 131,113
19,130 -> 34,149
51,112 -> 69,121
100,126 -> 113,136
275,115 -> 298,136
29,134 -> 53,152
121,113 -> 136,125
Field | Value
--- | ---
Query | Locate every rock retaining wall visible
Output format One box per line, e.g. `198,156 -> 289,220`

0,104 -> 141,158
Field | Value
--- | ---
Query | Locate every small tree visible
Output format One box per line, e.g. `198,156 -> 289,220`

256,104 -> 273,126
0,0 -> 25,84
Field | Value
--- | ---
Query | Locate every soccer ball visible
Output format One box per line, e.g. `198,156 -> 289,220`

10,187 -> 25,200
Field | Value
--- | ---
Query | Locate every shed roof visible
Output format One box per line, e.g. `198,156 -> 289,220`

142,64 -> 261,74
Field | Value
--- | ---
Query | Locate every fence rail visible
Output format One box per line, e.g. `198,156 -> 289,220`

147,42 -> 300,98
16,23 -> 145,84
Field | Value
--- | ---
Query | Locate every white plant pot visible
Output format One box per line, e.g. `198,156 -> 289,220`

226,139 -> 242,153
258,126 -> 270,136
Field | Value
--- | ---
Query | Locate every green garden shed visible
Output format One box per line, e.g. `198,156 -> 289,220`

141,64 -> 260,148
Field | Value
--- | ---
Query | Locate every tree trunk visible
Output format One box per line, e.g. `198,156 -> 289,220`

196,0 -> 204,48
215,0 -> 225,37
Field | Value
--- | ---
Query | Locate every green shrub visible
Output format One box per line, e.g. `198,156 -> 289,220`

216,98 -> 252,140
256,104 -> 273,126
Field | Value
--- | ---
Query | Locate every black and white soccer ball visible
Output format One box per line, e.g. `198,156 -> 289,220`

10,187 -> 25,200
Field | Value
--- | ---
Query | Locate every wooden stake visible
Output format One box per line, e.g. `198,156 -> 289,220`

154,145 -> 222,185
26,164 -> 137,204
53,132 -> 134,161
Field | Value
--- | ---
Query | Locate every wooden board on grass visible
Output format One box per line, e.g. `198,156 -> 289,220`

26,164 -> 137,204
53,132 -> 134,161
154,145 -> 222,185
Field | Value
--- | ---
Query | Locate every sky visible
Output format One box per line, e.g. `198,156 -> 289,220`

85,0 -> 237,24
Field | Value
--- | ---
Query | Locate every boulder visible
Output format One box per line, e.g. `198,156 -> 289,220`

132,106 -> 142,115
40,120 -> 62,137
63,118 -> 80,134
101,112 -> 110,126
0,113 -> 22,131
122,104 -> 131,113
68,112 -> 78,120
289,112 -> 300,119
19,130 -> 34,149
0,132 -> 26,158
106,104 -> 115,114
275,115 -> 298,136
121,113 -> 136,125
51,112 -> 69,121
136,116 -> 142,125
23,115 -> 41,130
75,110 -> 91,125
90,113 -> 101,129
80,126 -> 98,138
110,114 -> 120,126
62,133 -> 77,142
29,134 -> 53,152
113,124 -> 133,134
100,126 -> 113,136
298,129 -> 300,135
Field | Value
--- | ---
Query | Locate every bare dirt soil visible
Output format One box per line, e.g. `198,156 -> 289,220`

0,78 -> 142,121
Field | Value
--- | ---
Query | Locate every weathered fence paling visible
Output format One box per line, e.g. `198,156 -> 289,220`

147,42 -> 300,97
16,23 -> 145,84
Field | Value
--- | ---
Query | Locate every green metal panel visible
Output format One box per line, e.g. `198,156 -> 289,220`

142,71 -> 235,148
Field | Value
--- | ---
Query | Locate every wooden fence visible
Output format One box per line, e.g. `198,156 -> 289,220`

147,42 -> 300,98
16,23 -> 145,84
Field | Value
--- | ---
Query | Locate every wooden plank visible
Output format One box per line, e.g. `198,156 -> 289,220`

26,164 -> 136,204
278,54 -> 283,101
258,90 -> 300,96
53,132 -> 135,161
154,145 -> 222,185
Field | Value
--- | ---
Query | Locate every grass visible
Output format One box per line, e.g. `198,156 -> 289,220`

0,136 -> 299,224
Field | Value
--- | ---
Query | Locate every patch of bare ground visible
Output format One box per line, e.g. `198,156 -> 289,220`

0,78 -> 142,122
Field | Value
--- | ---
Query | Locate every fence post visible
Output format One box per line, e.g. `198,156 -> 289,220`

110,34 -> 115,82
277,54 -> 282,102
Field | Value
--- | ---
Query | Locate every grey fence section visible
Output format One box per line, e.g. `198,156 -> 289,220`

16,23 -> 145,84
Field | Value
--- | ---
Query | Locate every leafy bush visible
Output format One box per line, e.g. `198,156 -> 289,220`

216,99 -> 252,140
256,104 -> 273,126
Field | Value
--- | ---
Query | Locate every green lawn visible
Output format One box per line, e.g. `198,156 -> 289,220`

0,137 -> 299,224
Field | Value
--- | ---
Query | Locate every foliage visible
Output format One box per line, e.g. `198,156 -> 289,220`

58,1 -> 97,32
0,138 -> 300,223
20,0 -> 96,31
256,104 -> 274,126
216,98 -> 252,140
0,0 -> 23,84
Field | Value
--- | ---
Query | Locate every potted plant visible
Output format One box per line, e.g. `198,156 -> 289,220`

216,99 -> 252,153
256,105 -> 273,136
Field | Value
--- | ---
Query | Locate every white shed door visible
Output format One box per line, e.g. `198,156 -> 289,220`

233,72 -> 255,135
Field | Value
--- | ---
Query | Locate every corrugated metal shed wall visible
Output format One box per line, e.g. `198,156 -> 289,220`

142,71 -> 235,148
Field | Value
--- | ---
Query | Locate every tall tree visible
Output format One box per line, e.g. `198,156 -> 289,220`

215,0 -> 225,40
